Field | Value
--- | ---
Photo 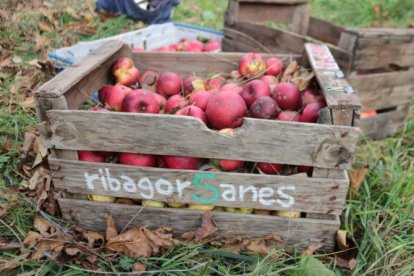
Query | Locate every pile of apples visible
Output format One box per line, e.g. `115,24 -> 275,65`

132,38 -> 221,53
80,52 -> 326,217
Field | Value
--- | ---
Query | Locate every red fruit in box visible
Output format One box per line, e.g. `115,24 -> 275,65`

240,79 -> 271,108
111,57 -> 140,87
301,89 -> 325,106
257,162 -> 284,174
217,159 -> 244,172
78,151 -> 105,162
156,72 -> 182,98
152,93 -> 167,112
165,94 -> 187,113
162,156 -> 201,170
104,84 -> 132,111
122,89 -> 160,114
265,57 -> 284,76
260,75 -> 278,86
189,91 -> 213,111
89,106 -> 107,111
203,40 -> 221,52
278,111 -> 301,122
239,53 -> 266,78
220,82 -> 242,94
250,96 -> 280,119
206,74 -> 225,90
298,166 -> 313,176
206,91 -> 247,129
186,40 -> 204,52
183,76 -> 206,95
132,47 -> 144,52
176,106 -> 207,124
119,153 -> 157,167
300,101 -> 326,123
272,82 -> 301,110
139,70 -> 159,92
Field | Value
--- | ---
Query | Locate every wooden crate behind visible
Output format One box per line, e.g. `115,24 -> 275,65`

35,41 -> 361,251
223,0 -> 414,140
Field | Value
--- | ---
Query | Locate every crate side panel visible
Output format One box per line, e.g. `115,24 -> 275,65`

360,104 -> 410,140
44,110 -> 360,169
307,17 -> 345,45
348,70 -> 414,111
59,198 -> 338,250
50,158 -> 349,214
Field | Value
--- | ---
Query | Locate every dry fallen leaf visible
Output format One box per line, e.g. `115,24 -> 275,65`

336,230 -> 349,251
349,168 -> 369,193
302,244 -> 323,255
23,231 -> 41,248
65,247 -> 82,256
35,33 -> 52,51
34,214 -> 56,235
20,94 -> 35,109
31,238 -> 65,260
195,212 -> 218,242
106,227 -> 172,258
133,262 -> 147,273
82,231 -> 104,249
281,60 -> 300,82
293,68 -> 315,91
246,240 -> 269,255
105,214 -> 118,240
38,21 -> 54,33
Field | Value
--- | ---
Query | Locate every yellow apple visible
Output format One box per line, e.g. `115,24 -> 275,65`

166,202 -> 186,208
188,204 -> 215,211
142,200 -> 165,208
237,208 -> 253,214
253,209 -> 272,215
87,194 -> 116,203
274,210 -> 301,218
224,207 -> 237,213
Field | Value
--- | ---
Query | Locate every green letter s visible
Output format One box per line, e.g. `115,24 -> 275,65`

192,173 -> 219,204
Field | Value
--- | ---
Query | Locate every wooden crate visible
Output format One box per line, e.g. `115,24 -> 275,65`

223,0 -> 414,139
35,41 -> 361,251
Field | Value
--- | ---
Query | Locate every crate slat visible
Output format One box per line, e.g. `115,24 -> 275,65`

349,71 -> 414,111
50,157 -> 349,214
58,198 -> 339,251
42,110 -> 360,169
307,17 -> 345,45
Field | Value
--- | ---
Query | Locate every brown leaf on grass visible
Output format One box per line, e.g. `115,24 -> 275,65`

195,212 -> 218,242
281,60 -> 300,82
335,256 -> 357,270
336,230 -> 349,251
246,240 -> 269,255
35,33 -> 52,52
0,239 -> 21,250
180,231 -> 195,240
82,231 -> 104,249
220,237 -> 246,254
133,262 -> 147,273
106,227 -> 173,258
19,94 -> 35,109
23,231 -> 41,248
31,238 -> 65,260
349,168 -> 369,193
302,244 -> 323,255
34,214 -> 56,235
105,214 -> 118,240
65,247 -> 82,256
38,21 -> 54,33
19,132 -> 36,161
32,136 -> 49,168
0,203 -> 8,218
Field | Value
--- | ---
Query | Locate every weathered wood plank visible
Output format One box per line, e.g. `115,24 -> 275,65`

305,43 -> 360,111
132,51 -> 297,76
348,71 -> 414,111
35,40 -> 130,98
307,17 -> 345,45
49,157 -> 349,214
58,198 -> 339,250
223,29 -> 274,54
360,104 -> 410,140
43,110 -> 360,169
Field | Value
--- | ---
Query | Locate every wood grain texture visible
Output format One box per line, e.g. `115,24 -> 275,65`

291,3 -> 309,35
307,17 -> 345,45
223,28 -> 275,53
49,157 -> 349,214
132,51 -> 297,76
348,71 -> 414,111
58,198 -> 339,250
35,40 -> 130,98
360,104 -> 410,140
43,110 -> 360,169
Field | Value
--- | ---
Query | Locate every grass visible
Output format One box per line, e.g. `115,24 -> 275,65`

1,0 -> 414,275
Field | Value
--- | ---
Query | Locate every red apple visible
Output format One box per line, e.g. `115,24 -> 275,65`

152,93 -> 167,112
240,80 -> 271,108
260,75 -> 278,86
265,57 -> 284,76
104,85 -> 132,111
78,150 -> 105,162
206,91 -> 247,129
278,110 -> 301,122
257,162 -> 284,174
111,57 -> 140,87
139,70 -> 159,92
132,47 -> 144,52
122,89 -> 160,113
186,40 -> 204,52
302,89 -> 325,106
220,83 -> 242,94
300,101 -> 326,123
298,166 -> 313,176
189,91 -> 213,111
156,72 -> 182,97
176,106 -> 207,124
203,40 -> 221,52
165,94 -> 187,113
215,159 -> 244,172
361,110 -> 377,118
162,155 -> 200,170
272,82 -> 301,110
119,153 -> 157,167
183,76 -> 206,96
98,85 -> 111,104
206,74 -> 225,90
250,96 -> 280,119
239,53 -> 266,78
153,46 -> 174,52
89,106 -> 107,111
